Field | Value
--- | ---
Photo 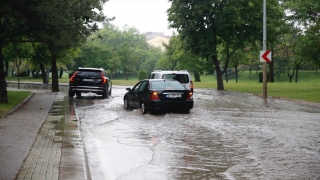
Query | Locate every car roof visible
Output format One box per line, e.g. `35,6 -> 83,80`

77,67 -> 104,71
145,79 -> 177,82
151,70 -> 190,74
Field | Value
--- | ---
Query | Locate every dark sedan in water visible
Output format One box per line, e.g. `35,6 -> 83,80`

124,79 -> 194,114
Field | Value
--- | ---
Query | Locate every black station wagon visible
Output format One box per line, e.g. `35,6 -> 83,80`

69,67 -> 112,98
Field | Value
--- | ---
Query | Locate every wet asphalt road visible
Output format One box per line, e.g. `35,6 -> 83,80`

72,86 -> 320,180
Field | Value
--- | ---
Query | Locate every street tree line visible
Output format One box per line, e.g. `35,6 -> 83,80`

1,0 -> 319,104
0,0 -> 109,103
164,0 -> 320,90
71,23 -> 165,80
73,0 -> 319,88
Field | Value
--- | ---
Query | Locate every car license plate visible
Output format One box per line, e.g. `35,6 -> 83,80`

166,94 -> 182,98
83,79 -> 94,82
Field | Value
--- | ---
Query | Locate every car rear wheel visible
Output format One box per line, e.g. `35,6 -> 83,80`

102,90 -> 108,99
141,102 -> 148,114
69,90 -> 75,97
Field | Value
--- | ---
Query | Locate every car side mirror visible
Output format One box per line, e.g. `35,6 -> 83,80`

126,88 -> 132,91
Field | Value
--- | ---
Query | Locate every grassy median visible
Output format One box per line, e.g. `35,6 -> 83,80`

2,70 -> 319,117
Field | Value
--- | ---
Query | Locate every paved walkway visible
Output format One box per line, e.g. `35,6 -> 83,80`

0,87 -> 88,180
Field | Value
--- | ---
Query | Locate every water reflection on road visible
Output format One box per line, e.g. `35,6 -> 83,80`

72,86 -> 320,180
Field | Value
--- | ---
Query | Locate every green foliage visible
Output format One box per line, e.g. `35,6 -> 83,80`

284,0 -> 320,26
167,0 -> 286,90
137,70 -> 148,80
161,35 -> 210,82
73,23 -> 165,77
0,0 -> 110,102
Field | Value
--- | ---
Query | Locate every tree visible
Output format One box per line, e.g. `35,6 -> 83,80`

284,0 -> 320,72
161,35 -> 206,82
0,0 -> 35,103
28,0 -> 109,92
284,0 -> 320,27
3,42 -> 34,88
0,0 -> 109,103
81,23 -> 164,77
168,0 -> 285,90
229,50 -> 246,83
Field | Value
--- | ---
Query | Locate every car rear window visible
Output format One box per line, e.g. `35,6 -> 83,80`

150,81 -> 185,90
162,74 -> 189,83
76,70 -> 101,77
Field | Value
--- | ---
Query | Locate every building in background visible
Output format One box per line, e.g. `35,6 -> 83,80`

144,32 -> 171,51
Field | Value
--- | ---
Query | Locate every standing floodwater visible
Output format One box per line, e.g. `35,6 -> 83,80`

70,86 -> 319,179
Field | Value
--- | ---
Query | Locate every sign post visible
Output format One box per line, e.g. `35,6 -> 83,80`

262,0 -> 267,99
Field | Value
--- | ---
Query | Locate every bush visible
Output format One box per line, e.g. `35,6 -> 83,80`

137,70 -> 148,80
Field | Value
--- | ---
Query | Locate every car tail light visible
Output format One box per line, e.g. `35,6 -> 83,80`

101,72 -> 107,84
149,91 -> 160,100
70,71 -> 77,82
190,80 -> 194,92
187,91 -> 193,99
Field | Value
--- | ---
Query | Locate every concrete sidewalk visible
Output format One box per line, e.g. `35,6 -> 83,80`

0,88 -> 88,180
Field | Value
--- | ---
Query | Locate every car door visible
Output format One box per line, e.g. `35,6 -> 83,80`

136,81 -> 149,106
127,82 -> 141,108
133,81 -> 149,107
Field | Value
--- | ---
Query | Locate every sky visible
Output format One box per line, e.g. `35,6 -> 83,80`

102,0 -> 175,36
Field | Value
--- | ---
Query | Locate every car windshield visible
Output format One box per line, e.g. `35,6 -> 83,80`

150,80 -> 185,90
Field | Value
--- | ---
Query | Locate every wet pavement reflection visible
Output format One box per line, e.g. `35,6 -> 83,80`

70,86 -> 320,179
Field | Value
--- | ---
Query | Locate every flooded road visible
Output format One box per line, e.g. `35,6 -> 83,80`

72,86 -> 320,180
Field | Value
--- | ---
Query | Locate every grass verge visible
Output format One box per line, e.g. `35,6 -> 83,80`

0,91 -> 31,117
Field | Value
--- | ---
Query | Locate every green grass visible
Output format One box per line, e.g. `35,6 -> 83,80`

0,91 -> 31,117
195,70 -> 320,103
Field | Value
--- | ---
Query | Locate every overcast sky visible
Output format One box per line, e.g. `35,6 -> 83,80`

102,0 -> 175,36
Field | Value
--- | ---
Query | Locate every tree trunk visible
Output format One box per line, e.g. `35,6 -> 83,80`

40,63 -> 48,84
225,70 -> 228,83
212,56 -> 224,90
235,66 -> 238,83
288,69 -> 295,83
295,67 -> 299,83
249,68 -> 252,80
5,60 -> 9,76
59,67 -> 63,78
0,43 -> 8,103
194,71 -> 201,82
50,50 -> 59,92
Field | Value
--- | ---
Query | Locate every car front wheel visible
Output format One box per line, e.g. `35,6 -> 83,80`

124,97 -> 130,110
140,102 -> 148,114
109,87 -> 112,96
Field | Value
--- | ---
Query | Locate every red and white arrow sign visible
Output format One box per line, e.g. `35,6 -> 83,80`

260,50 -> 272,62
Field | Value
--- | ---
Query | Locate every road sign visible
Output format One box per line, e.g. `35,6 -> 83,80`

260,50 -> 272,62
